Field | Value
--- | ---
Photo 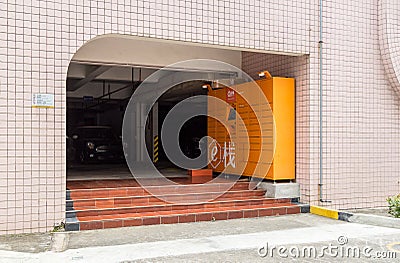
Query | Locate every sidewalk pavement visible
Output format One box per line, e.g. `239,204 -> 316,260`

0,214 -> 399,262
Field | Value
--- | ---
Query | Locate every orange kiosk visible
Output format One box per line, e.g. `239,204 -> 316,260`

207,76 -> 295,181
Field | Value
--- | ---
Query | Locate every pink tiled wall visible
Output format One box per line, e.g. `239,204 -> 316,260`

318,0 -> 400,208
241,53 -> 312,204
0,0 -> 313,234
242,1 -> 400,209
378,0 -> 400,95
0,0 -> 399,233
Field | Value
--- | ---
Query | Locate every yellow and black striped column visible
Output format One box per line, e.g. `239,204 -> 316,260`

153,135 -> 159,163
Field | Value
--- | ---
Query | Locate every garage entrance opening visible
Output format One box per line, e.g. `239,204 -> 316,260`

67,64 -> 141,181
64,35 -> 307,231
65,34 -> 245,183
66,63 -> 212,181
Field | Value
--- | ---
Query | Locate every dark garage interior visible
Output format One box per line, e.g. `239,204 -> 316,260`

66,62 -> 208,181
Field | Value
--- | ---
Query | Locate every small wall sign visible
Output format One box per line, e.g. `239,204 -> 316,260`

226,88 -> 236,103
32,93 -> 55,108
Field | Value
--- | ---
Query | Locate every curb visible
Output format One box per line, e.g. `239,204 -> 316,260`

347,213 -> 400,229
310,205 -> 400,229
310,205 -> 350,220
291,200 -> 310,214
50,232 -> 70,252
65,189 -> 80,231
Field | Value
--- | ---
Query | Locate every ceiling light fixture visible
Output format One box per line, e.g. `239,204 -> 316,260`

258,70 -> 272,79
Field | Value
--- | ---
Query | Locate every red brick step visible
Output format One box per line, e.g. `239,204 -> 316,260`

70,198 -> 292,218
68,181 -> 250,199
78,204 -> 301,230
68,189 -> 266,209
65,179 -> 305,231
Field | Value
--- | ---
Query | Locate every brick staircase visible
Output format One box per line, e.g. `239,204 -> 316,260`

66,179 -> 306,231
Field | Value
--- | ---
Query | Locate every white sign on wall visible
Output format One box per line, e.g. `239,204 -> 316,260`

32,93 -> 54,108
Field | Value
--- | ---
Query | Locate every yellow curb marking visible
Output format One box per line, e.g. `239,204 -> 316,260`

310,205 -> 339,220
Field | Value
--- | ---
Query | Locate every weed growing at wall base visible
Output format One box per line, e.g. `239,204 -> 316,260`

387,194 -> 400,218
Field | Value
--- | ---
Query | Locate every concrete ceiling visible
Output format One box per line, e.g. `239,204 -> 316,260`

70,34 -> 242,69
67,34 -> 242,102
66,63 -> 208,102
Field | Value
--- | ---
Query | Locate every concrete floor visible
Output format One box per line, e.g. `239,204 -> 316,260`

67,163 -> 188,181
1,214 -> 399,262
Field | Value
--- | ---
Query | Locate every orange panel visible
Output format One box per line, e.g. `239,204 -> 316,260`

207,77 -> 294,180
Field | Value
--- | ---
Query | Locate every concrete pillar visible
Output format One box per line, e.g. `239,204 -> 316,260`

135,102 -> 147,162
152,102 -> 159,163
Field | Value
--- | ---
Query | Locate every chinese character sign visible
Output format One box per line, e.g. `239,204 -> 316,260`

223,141 -> 236,168
209,140 -> 236,169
